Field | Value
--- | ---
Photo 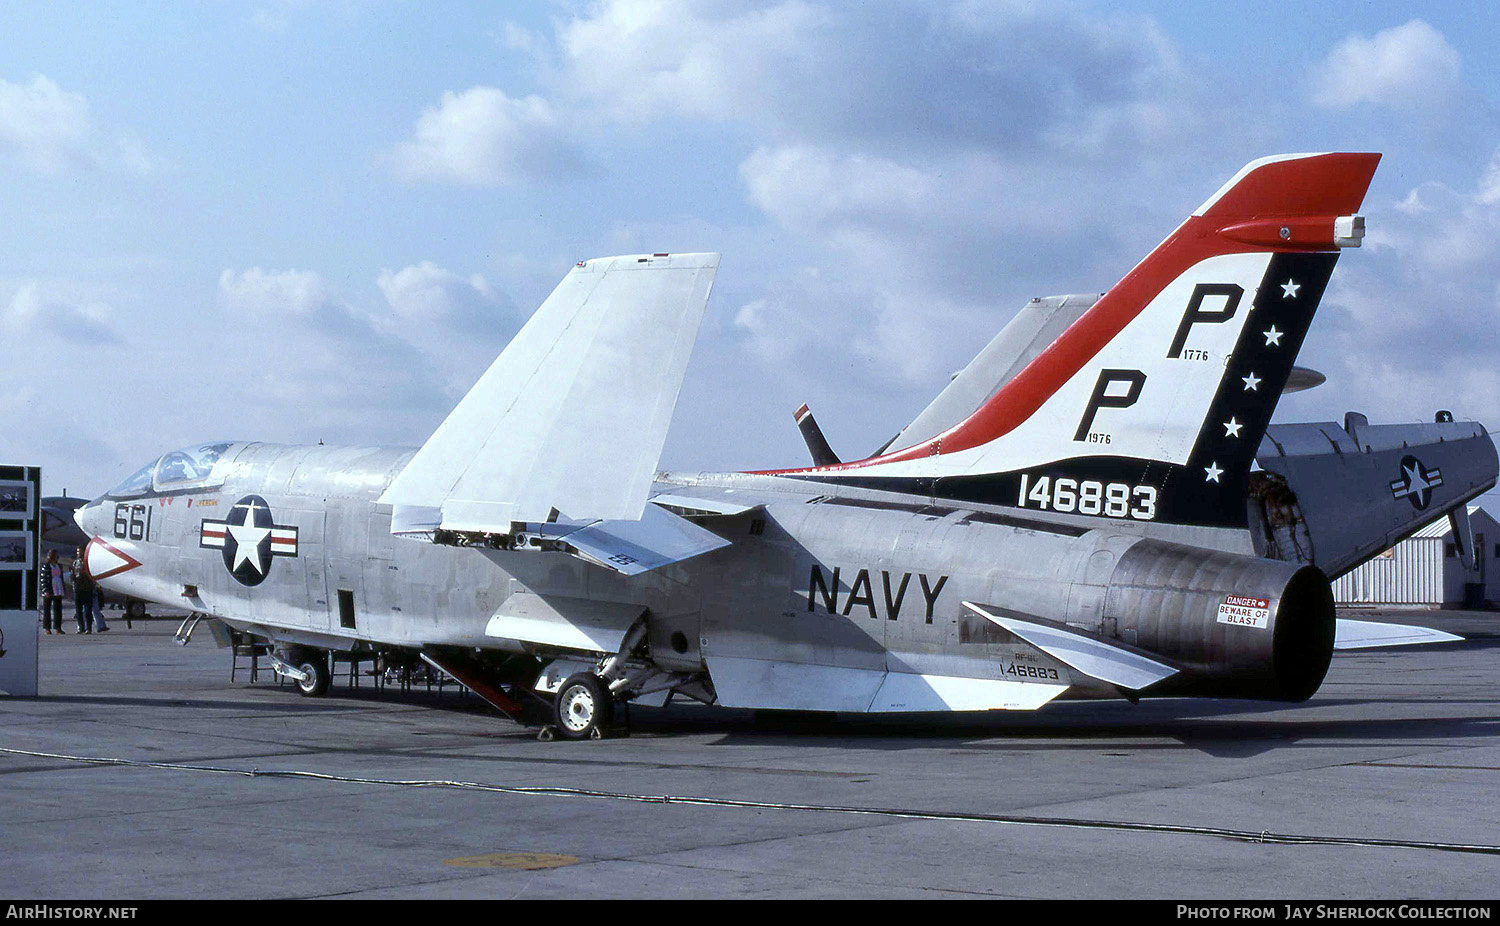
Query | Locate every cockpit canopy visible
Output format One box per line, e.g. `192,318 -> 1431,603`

105,441 -> 238,499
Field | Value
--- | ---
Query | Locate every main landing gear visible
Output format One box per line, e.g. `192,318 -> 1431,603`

550,673 -> 616,740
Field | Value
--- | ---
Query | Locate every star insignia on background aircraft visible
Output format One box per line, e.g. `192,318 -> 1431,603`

200,495 -> 298,586
1389,455 -> 1445,510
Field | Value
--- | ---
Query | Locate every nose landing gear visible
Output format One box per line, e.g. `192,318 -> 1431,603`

295,655 -> 331,697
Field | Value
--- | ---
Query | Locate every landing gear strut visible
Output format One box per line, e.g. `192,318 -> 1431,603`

553,673 -> 614,740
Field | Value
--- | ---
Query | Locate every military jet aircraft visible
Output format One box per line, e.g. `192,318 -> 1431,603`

76,152 -> 1497,739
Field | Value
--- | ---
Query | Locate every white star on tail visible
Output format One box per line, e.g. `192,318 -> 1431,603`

1242,372 -> 1261,391
1281,279 -> 1300,299
1205,462 -> 1223,483
1263,325 -> 1283,347
227,499 -> 271,575
1223,417 -> 1243,438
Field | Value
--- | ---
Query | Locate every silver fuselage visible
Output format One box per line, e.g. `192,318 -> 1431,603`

79,441 -> 1341,707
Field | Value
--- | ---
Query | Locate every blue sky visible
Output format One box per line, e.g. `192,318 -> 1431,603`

3,1 -> 1499,513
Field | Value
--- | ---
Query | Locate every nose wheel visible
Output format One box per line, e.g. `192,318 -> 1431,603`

553,673 -> 615,740
295,655 -> 331,697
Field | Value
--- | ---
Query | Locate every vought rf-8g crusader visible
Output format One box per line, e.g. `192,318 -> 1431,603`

78,153 -> 1497,739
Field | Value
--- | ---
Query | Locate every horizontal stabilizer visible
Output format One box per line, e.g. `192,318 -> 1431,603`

485,591 -> 646,653
524,504 -> 731,576
1334,618 -> 1463,650
380,252 -> 719,534
964,601 -> 1179,691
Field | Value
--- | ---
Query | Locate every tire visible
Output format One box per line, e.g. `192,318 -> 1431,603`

553,673 -> 614,739
295,655 -> 331,697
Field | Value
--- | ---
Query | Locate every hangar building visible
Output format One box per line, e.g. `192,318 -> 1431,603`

1333,506 -> 1500,607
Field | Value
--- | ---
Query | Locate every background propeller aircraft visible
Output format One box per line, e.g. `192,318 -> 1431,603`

77,153 -> 1495,739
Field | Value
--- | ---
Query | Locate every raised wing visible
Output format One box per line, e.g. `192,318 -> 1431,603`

380,253 -> 719,535
1253,414 -> 1498,577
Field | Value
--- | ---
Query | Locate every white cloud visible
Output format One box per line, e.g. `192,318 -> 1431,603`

739,146 -> 935,232
1311,19 -> 1462,112
0,74 -> 152,174
0,75 -> 92,172
374,261 -> 516,396
218,267 -> 330,316
543,0 -> 1202,160
218,262 -> 516,408
1478,155 -> 1500,208
1299,150 -> 1500,439
390,86 -> 582,186
211,266 -> 452,435
512,2 -> 1238,396
553,0 -> 827,125
3,281 -> 120,344
376,261 -> 496,325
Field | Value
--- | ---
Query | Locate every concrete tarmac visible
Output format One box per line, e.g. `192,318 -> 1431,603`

1,609 -> 1497,899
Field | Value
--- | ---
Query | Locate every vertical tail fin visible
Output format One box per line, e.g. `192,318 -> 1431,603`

779,153 -> 1381,529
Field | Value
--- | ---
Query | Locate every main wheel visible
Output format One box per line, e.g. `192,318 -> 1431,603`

296,655 -> 331,697
553,673 -> 614,739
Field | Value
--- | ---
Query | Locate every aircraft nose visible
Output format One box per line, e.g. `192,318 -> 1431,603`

76,500 -> 107,539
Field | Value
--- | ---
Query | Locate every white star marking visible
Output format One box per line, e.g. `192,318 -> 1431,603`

1263,325 -> 1283,347
1204,462 -> 1223,483
1223,417 -> 1243,438
1402,462 -> 1435,495
226,499 -> 271,575
1242,372 -> 1261,391
1281,279 -> 1300,299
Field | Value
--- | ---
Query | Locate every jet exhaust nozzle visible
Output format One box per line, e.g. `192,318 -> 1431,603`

1099,541 -> 1335,701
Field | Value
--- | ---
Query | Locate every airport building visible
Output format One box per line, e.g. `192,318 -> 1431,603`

1333,506 -> 1500,608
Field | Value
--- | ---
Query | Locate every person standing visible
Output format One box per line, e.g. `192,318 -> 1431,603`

71,546 -> 107,633
39,550 -> 65,635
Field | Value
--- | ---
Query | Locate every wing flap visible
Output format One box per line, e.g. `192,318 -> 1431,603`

534,504 -> 731,576
485,591 -> 646,653
647,492 -> 762,518
703,655 -> 1067,712
867,671 -> 1066,712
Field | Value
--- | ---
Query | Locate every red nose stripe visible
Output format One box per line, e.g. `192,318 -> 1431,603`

84,537 -> 142,581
